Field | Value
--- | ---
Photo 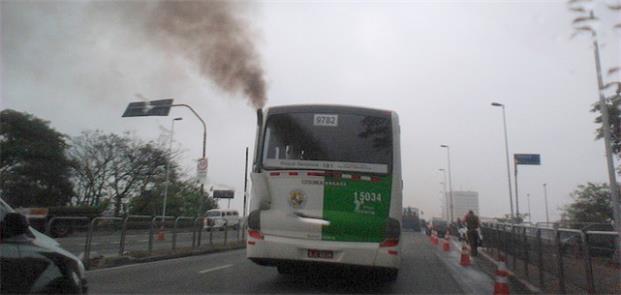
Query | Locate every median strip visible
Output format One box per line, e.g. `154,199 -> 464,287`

199,264 -> 233,274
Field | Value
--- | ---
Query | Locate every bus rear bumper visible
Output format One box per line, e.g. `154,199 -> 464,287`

246,234 -> 400,269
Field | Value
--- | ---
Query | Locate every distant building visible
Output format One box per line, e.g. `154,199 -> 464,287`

442,191 -> 479,222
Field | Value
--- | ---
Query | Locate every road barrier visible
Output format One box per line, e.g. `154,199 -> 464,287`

481,222 -> 620,294
493,255 -> 510,295
459,242 -> 471,266
59,214 -> 244,269
83,216 -> 123,268
173,216 -> 195,251
148,216 -> 175,255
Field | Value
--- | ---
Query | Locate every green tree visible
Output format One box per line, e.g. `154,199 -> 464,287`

0,109 -> 74,207
563,183 -> 613,224
128,179 -> 217,217
591,89 -> 621,155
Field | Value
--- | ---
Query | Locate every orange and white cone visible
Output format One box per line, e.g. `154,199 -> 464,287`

493,256 -> 510,295
459,243 -> 471,266
432,231 -> 439,245
442,234 -> 450,252
157,227 -> 166,241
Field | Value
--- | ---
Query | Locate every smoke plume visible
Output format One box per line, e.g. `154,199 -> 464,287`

147,1 -> 267,109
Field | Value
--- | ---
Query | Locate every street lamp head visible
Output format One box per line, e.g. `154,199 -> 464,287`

440,144 -> 448,148
491,102 -> 504,107
173,117 -> 183,121
438,168 -> 445,171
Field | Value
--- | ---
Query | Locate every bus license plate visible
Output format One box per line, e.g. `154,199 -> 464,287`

307,249 -> 333,259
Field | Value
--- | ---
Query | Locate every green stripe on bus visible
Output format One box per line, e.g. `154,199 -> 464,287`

321,176 -> 392,242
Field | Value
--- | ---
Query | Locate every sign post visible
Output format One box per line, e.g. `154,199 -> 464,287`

197,158 -> 208,185
514,154 -> 541,221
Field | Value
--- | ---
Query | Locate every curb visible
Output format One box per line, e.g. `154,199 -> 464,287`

476,246 -> 542,293
449,239 -> 542,294
87,242 -> 246,270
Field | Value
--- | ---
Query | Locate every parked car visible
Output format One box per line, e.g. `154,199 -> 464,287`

203,209 -> 240,231
0,198 -> 88,294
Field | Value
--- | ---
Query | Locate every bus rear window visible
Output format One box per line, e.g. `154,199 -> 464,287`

262,112 -> 392,174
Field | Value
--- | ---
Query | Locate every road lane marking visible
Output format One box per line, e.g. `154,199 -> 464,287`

198,264 -> 233,274
87,249 -> 245,273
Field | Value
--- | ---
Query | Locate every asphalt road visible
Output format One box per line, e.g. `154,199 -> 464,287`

57,228 -> 243,257
87,232 -> 494,293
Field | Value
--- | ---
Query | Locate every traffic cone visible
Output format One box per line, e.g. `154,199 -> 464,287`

442,234 -> 450,252
432,231 -> 438,245
493,256 -> 510,295
459,243 -> 471,266
157,227 -> 166,241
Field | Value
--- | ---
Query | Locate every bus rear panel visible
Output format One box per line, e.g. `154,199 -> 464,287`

246,105 -> 402,277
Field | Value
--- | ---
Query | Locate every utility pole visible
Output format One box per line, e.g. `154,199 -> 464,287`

588,10 -> 621,269
543,183 -> 550,224
527,193 -> 531,223
439,169 -> 449,220
491,102 -> 515,220
243,147 -> 249,217
440,145 -> 454,222
162,117 -> 183,220
514,160 -> 520,220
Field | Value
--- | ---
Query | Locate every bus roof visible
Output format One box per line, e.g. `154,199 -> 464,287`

265,104 -> 396,118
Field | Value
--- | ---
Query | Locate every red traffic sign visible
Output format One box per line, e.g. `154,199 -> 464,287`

197,158 -> 208,172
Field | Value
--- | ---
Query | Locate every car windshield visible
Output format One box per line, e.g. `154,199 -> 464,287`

207,211 -> 221,217
2,1 -> 620,294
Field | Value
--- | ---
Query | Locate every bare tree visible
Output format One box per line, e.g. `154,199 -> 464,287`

69,131 -> 171,215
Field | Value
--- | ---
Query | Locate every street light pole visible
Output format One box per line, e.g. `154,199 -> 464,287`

170,103 -> 208,214
162,117 -> 183,220
440,145 -> 454,223
121,99 -> 208,216
587,11 -> 621,269
526,193 -> 531,223
439,169 -> 449,220
543,183 -> 550,224
491,102 -> 515,220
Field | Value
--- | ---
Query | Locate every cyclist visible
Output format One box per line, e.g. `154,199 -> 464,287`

464,210 -> 480,256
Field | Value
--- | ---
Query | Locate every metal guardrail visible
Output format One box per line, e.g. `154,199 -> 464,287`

71,214 -> 246,269
83,216 -> 123,269
148,216 -> 175,255
173,216 -> 195,250
481,222 -> 619,294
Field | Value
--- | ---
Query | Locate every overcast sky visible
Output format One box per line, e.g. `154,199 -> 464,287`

2,0 -> 620,221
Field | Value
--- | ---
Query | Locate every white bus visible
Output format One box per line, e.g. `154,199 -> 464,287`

246,105 -> 402,280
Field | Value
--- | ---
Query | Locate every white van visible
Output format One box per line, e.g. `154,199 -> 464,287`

203,209 -> 240,230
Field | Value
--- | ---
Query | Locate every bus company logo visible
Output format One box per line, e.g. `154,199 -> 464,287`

289,190 -> 307,209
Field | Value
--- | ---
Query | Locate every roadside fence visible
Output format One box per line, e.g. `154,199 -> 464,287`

481,222 -> 620,294
45,215 -> 247,269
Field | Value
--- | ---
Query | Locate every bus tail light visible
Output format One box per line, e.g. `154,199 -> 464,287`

380,239 -> 399,247
248,230 -> 264,240
380,217 -> 401,248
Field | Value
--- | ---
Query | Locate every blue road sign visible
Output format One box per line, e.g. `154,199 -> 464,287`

514,154 -> 541,165
122,99 -> 174,117
213,190 -> 235,199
